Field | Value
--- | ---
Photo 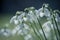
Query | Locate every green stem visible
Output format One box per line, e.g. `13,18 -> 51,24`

37,16 -> 47,40
33,21 -> 43,40
49,9 -> 58,40
53,14 -> 60,40
51,17 -> 58,40
30,22 -> 41,40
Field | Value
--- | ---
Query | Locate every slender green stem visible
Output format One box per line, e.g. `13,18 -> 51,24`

29,22 -> 41,40
37,16 -> 47,40
49,9 -> 58,40
51,17 -> 58,40
33,21 -> 43,40
53,14 -> 60,36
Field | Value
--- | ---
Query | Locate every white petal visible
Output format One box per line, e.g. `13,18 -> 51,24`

23,17 -> 27,21
14,20 -> 19,25
40,12 -> 44,17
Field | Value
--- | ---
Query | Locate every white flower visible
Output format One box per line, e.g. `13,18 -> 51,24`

3,29 -> 11,37
43,4 -> 49,8
35,10 -> 39,17
10,16 -> 17,23
24,34 -> 32,40
17,12 -> 25,23
12,29 -> 17,35
10,15 -> 19,25
17,29 -> 29,35
42,21 -> 53,38
55,13 -> 60,22
39,21 -> 54,38
17,24 -> 30,35
12,24 -> 22,35
44,8 -> 50,17
23,17 -> 28,21
15,26 -> 20,31
29,11 -> 33,14
16,11 -> 22,15
24,24 -> 30,30
0,28 -> 11,37
39,12 -> 44,17
38,8 -> 44,17
42,21 -> 53,32
27,12 -> 38,23
13,19 -> 19,25
38,8 -> 50,17
17,30 -> 22,35
0,29 -> 4,32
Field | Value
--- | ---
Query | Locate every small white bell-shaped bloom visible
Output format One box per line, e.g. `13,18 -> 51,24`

38,7 -> 50,17
10,15 -> 19,25
42,21 -> 53,38
24,34 -> 32,40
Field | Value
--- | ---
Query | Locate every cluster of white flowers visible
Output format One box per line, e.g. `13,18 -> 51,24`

0,28 -> 11,37
0,4 -> 60,40
0,24 -> 30,37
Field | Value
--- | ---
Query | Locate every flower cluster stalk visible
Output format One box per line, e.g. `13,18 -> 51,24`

50,9 -> 59,40
37,16 -> 47,40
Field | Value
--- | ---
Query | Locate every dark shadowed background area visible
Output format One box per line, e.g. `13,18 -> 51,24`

0,0 -> 60,26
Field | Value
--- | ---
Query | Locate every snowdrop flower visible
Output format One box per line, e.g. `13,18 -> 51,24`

0,29 -> 4,32
24,7 -> 38,22
10,11 -> 24,25
17,24 -> 30,35
23,16 -> 28,21
13,24 -> 24,31
24,7 -> 35,12
55,13 -> 60,22
14,26 -> 21,31
0,28 -> 11,37
38,7 -> 50,17
17,12 -> 26,23
47,15 -> 53,21
39,12 -> 45,17
10,16 -> 16,23
24,34 -> 32,40
39,21 -> 54,39
18,12 -> 25,18
24,23 -> 30,30
3,32 -> 8,36
16,11 -> 22,15
17,29 -> 25,35
35,10 -> 39,17
12,24 -> 23,35
25,14 -> 32,22
14,20 -> 19,25
27,12 -> 38,23
29,7 -> 35,10
10,15 -> 19,25
29,10 -> 33,14
42,21 -> 53,32
3,29 -> 11,37
55,13 -> 60,30
17,27 -> 29,35
38,8 -> 45,17
42,21 -> 53,38
12,29 -> 17,35
17,30 -> 23,35
43,4 -> 49,8
17,29 -> 29,35
44,8 -> 50,17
